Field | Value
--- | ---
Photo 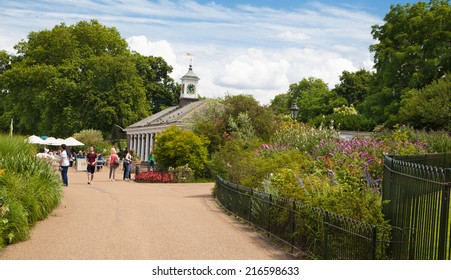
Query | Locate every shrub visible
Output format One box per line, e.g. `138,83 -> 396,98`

168,165 -> 194,183
154,125 -> 209,176
0,134 -> 62,248
211,124 -> 430,226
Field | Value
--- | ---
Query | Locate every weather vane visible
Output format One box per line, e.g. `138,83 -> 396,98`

186,53 -> 194,66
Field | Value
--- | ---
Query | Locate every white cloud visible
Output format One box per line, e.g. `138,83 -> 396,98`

0,0 -> 384,105
278,31 -> 311,42
127,36 -> 177,67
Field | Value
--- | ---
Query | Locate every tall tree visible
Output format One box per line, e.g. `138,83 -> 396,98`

399,75 -> 451,130
364,0 -> 451,124
288,77 -> 346,123
133,53 -> 179,113
223,94 -> 280,142
333,69 -> 373,106
0,20 -> 176,137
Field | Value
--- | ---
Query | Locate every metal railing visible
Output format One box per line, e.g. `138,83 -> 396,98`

383,153 -> 451,260
215,175 -> 412,260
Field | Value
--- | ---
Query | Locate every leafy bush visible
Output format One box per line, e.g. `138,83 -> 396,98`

310,113 -> 375,131
0,134 -> 62,248
154,125 -> 209,176
168,165 -> 194,183
211,123 -> 430,226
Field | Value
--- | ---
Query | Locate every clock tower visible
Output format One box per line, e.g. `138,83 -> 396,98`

179,63 -> 200,107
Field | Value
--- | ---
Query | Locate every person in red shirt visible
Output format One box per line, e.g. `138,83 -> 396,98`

86,146 -> 97,185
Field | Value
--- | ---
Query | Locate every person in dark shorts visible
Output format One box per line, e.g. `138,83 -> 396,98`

86,146 -> 98,185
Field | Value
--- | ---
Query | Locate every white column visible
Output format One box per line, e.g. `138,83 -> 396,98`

133,134 -> 138,155
137,134 -> 141,159
145,133 -> 150,160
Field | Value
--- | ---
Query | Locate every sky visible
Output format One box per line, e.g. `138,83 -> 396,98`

0,0 -> 415,104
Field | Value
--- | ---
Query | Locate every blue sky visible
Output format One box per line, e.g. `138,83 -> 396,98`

0,0 -> 415,104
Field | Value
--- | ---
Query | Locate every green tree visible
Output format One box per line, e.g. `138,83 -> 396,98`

73,129 -> 104,148
133,53 -> 179,113
333,69 -> 373,106
0,20 -> 176,137
288,77 -> 347,123
189,99 -> 227,153
154,125 -> 209,174
364,0 -> 451,124
269,92 -> 291,116
399,75 -> 451,130
223,94 -> 280,142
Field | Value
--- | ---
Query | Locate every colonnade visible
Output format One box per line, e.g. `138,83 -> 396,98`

127,133 -> 156,161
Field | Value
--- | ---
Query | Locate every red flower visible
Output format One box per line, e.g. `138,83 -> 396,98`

301,165 -> 305,169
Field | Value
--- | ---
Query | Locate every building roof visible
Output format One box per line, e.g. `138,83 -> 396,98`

125,100 -> 206,131
181,65 -> 200,81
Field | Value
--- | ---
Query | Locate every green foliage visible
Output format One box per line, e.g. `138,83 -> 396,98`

227,112 -> 256,146
286,77 -> 347,123
154,125 -> 209,175
0,20 -> 176,137
223,94 -> 280,142
211,125 -> 437,228
190,99 -> 227,154
417,130 -> 451,153
190,95 -> 280,154
0,134 -> 62,248
333,69 -> 373,106
399,74 -> 451,130
310,113 -> 375,131
377,125 -> 451,153
73,129 -> 104,149
271,122 -> 338,152
365,0 -> 451,125
132,53 -> 179,113
168,164 -> 195,183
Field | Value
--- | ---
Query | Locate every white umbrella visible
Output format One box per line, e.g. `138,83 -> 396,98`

42,137 -> 65,146
64,137 -> 84,146
27,135 -> 46,144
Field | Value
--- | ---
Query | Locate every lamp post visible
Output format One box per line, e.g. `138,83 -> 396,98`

290,100 -> 300,122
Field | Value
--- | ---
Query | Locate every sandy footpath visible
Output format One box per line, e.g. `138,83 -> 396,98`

0,167 -> 292,260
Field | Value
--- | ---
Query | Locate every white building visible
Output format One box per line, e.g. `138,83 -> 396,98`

124,64 -> 206,161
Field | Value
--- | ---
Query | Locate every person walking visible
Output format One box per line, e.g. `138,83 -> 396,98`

86,146 -> 97,185
59,144 -> 70,187
123,148 -> 132,181
109,148 -> 120,181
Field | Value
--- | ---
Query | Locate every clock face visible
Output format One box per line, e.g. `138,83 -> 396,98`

187,84 -> 196,94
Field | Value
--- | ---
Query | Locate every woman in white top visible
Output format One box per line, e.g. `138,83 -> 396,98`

59,144 -> 70,187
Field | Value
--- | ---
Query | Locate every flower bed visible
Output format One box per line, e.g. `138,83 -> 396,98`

134,171 -> 173,183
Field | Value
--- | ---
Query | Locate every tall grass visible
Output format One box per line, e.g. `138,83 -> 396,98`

0,134 -> 62,248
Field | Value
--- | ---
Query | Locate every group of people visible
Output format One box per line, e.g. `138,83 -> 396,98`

37,144 -> 138,187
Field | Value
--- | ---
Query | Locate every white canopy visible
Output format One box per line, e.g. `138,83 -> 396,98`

27,135 -> 46,144
64,137 -> 84,146
27,135 -> 85,146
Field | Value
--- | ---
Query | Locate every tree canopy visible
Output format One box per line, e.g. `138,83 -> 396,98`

363,0 -> 451,125
0,20 -> 178,138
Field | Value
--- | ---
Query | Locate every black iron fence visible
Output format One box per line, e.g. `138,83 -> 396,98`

215,175 -> 412,260
383,153 -> 451,260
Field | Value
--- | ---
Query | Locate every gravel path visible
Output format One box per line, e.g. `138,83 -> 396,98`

0,167 -> 292,260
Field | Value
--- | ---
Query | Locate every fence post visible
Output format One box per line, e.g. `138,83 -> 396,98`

438,169 -> 451,260
291,201 -> 296,252
323,211 -> 329,259
371,226 -> 377,260
248,188 -> 253,224
267,194 -> 272,237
